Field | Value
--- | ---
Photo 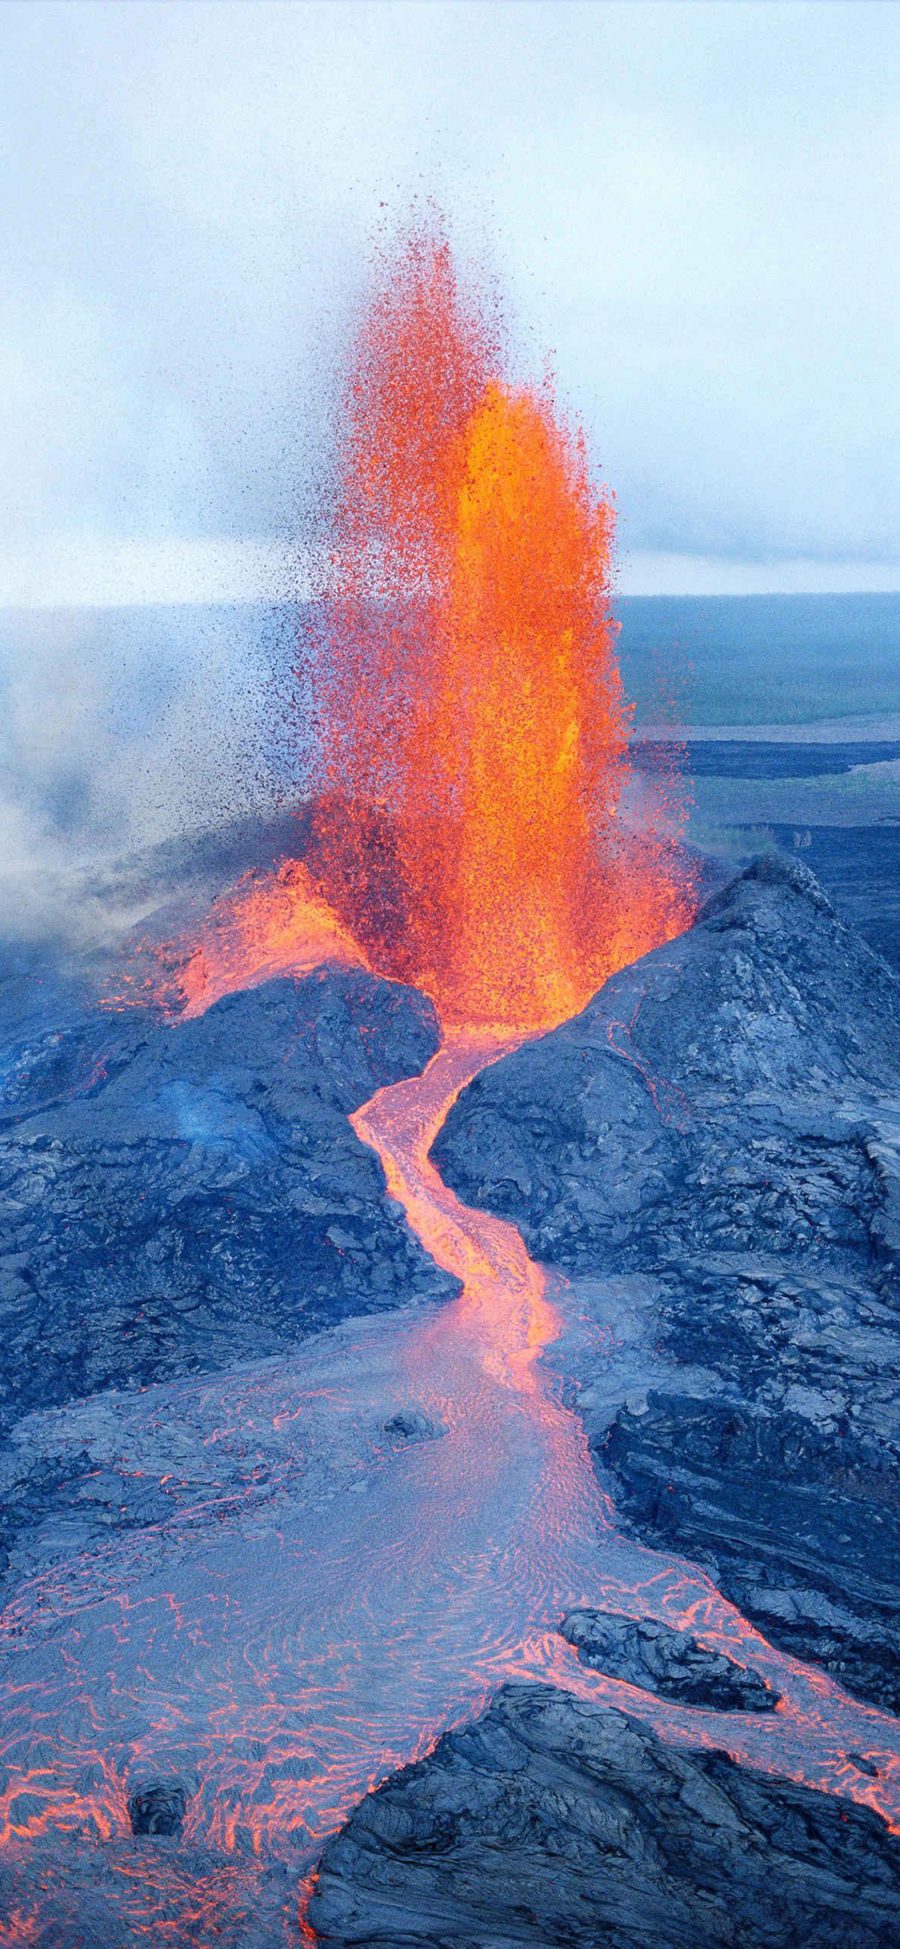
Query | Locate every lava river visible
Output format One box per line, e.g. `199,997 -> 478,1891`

1,1024 -> 898,1943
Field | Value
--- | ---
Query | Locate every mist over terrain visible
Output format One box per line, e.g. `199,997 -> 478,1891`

1,592 -> 896,958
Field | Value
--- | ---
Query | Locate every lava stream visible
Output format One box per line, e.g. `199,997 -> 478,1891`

1,1032 -> 898,1945
353,1036 -> 900,1829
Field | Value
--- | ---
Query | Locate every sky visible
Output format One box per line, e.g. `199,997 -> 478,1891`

2,0 -> 899,600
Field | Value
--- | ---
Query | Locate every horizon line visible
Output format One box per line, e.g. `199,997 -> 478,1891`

1,538 -> 899,608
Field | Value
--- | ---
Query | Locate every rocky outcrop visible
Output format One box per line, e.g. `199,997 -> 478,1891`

435,857 -> 900,1709
383,1409 -> 445,1443
128,1781 -> 188,1838
0,957 -> 455,1570
560,1607 -> 777,1711
309,1683 -> 900,1948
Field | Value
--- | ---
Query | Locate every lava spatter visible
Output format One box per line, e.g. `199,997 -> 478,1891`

306,223 -> 693,1030
147,219 -> 692,1034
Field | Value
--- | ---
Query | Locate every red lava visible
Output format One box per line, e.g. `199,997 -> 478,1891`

2,1027 -> 898,1945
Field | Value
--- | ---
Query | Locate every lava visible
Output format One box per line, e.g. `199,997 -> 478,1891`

4,223 -> 893,1939
147,220 -> 692,1033
133,860 -> 368,1021
305,224 -> 694,1030
2,1029 -> 897,1941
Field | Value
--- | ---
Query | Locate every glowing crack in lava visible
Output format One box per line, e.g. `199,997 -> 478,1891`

164,224 -> 692,1028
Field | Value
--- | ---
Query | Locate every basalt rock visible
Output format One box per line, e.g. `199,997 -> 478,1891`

309,1683 -> 900,1948
128,1781 -> 188,1838
383,1410 -> 445,1442
560,1607 -> 777,1711
0,958 -> 455,1571
435,856 -> 900,1709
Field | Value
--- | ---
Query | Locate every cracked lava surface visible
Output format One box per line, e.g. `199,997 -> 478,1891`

0,1026 -> 898,1943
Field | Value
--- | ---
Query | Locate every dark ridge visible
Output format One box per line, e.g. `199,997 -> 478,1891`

434,856 -> 900,1709
310,1684 -> 900,1948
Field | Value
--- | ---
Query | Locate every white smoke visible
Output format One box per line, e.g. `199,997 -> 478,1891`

0,600 -> 297,945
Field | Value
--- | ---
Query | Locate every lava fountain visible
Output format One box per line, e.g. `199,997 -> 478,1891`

165,221 -> 692,1025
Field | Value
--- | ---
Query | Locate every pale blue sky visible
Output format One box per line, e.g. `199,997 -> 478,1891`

2,0 -> 899,596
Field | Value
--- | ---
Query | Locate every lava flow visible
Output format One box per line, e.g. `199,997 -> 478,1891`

1,1031 -> 897,1943
2,224 -> 896,1940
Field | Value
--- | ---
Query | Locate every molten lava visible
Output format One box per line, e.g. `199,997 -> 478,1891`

170,861 -> 367,1020
303,224 -> 692,1031
3,1029 -> 897,1945
150,222 -> 692,1031
7,224 -> 898,1947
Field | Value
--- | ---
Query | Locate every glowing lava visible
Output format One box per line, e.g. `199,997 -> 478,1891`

7,223 -> 891,1943
145,222 -> 692,1031
305,224 -> 693,1031
1,1030 -> 898,1944
169,861 -> 367,1020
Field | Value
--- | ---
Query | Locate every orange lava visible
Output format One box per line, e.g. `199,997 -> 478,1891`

43,222 -> 893,1942
2,1026 -> 899,1943
159,861 -> 368,1019
423,379 -> 626,1028
302,221 -> 693,1032
142,222 -> 693,1033
352,1028 -> 559,1395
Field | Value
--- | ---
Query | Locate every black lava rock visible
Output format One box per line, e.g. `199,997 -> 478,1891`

127,1781 -> 187,1837
310,1684 -> 900,1948
382,1410 -> 444,1442
0,963 -> 453,1439
435,856 -> 900,1709
0,961 -> 457,1579
560,1606 -> 778,1711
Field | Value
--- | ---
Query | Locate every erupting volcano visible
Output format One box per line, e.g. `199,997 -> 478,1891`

4,216 -> 898,1949
171,224 -> 692,1027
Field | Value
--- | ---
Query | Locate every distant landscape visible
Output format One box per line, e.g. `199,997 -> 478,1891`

617,591 -> 900,730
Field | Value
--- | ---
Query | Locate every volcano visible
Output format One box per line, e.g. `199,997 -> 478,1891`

0,227 -> 898,1945
1,845 -> 898,1946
